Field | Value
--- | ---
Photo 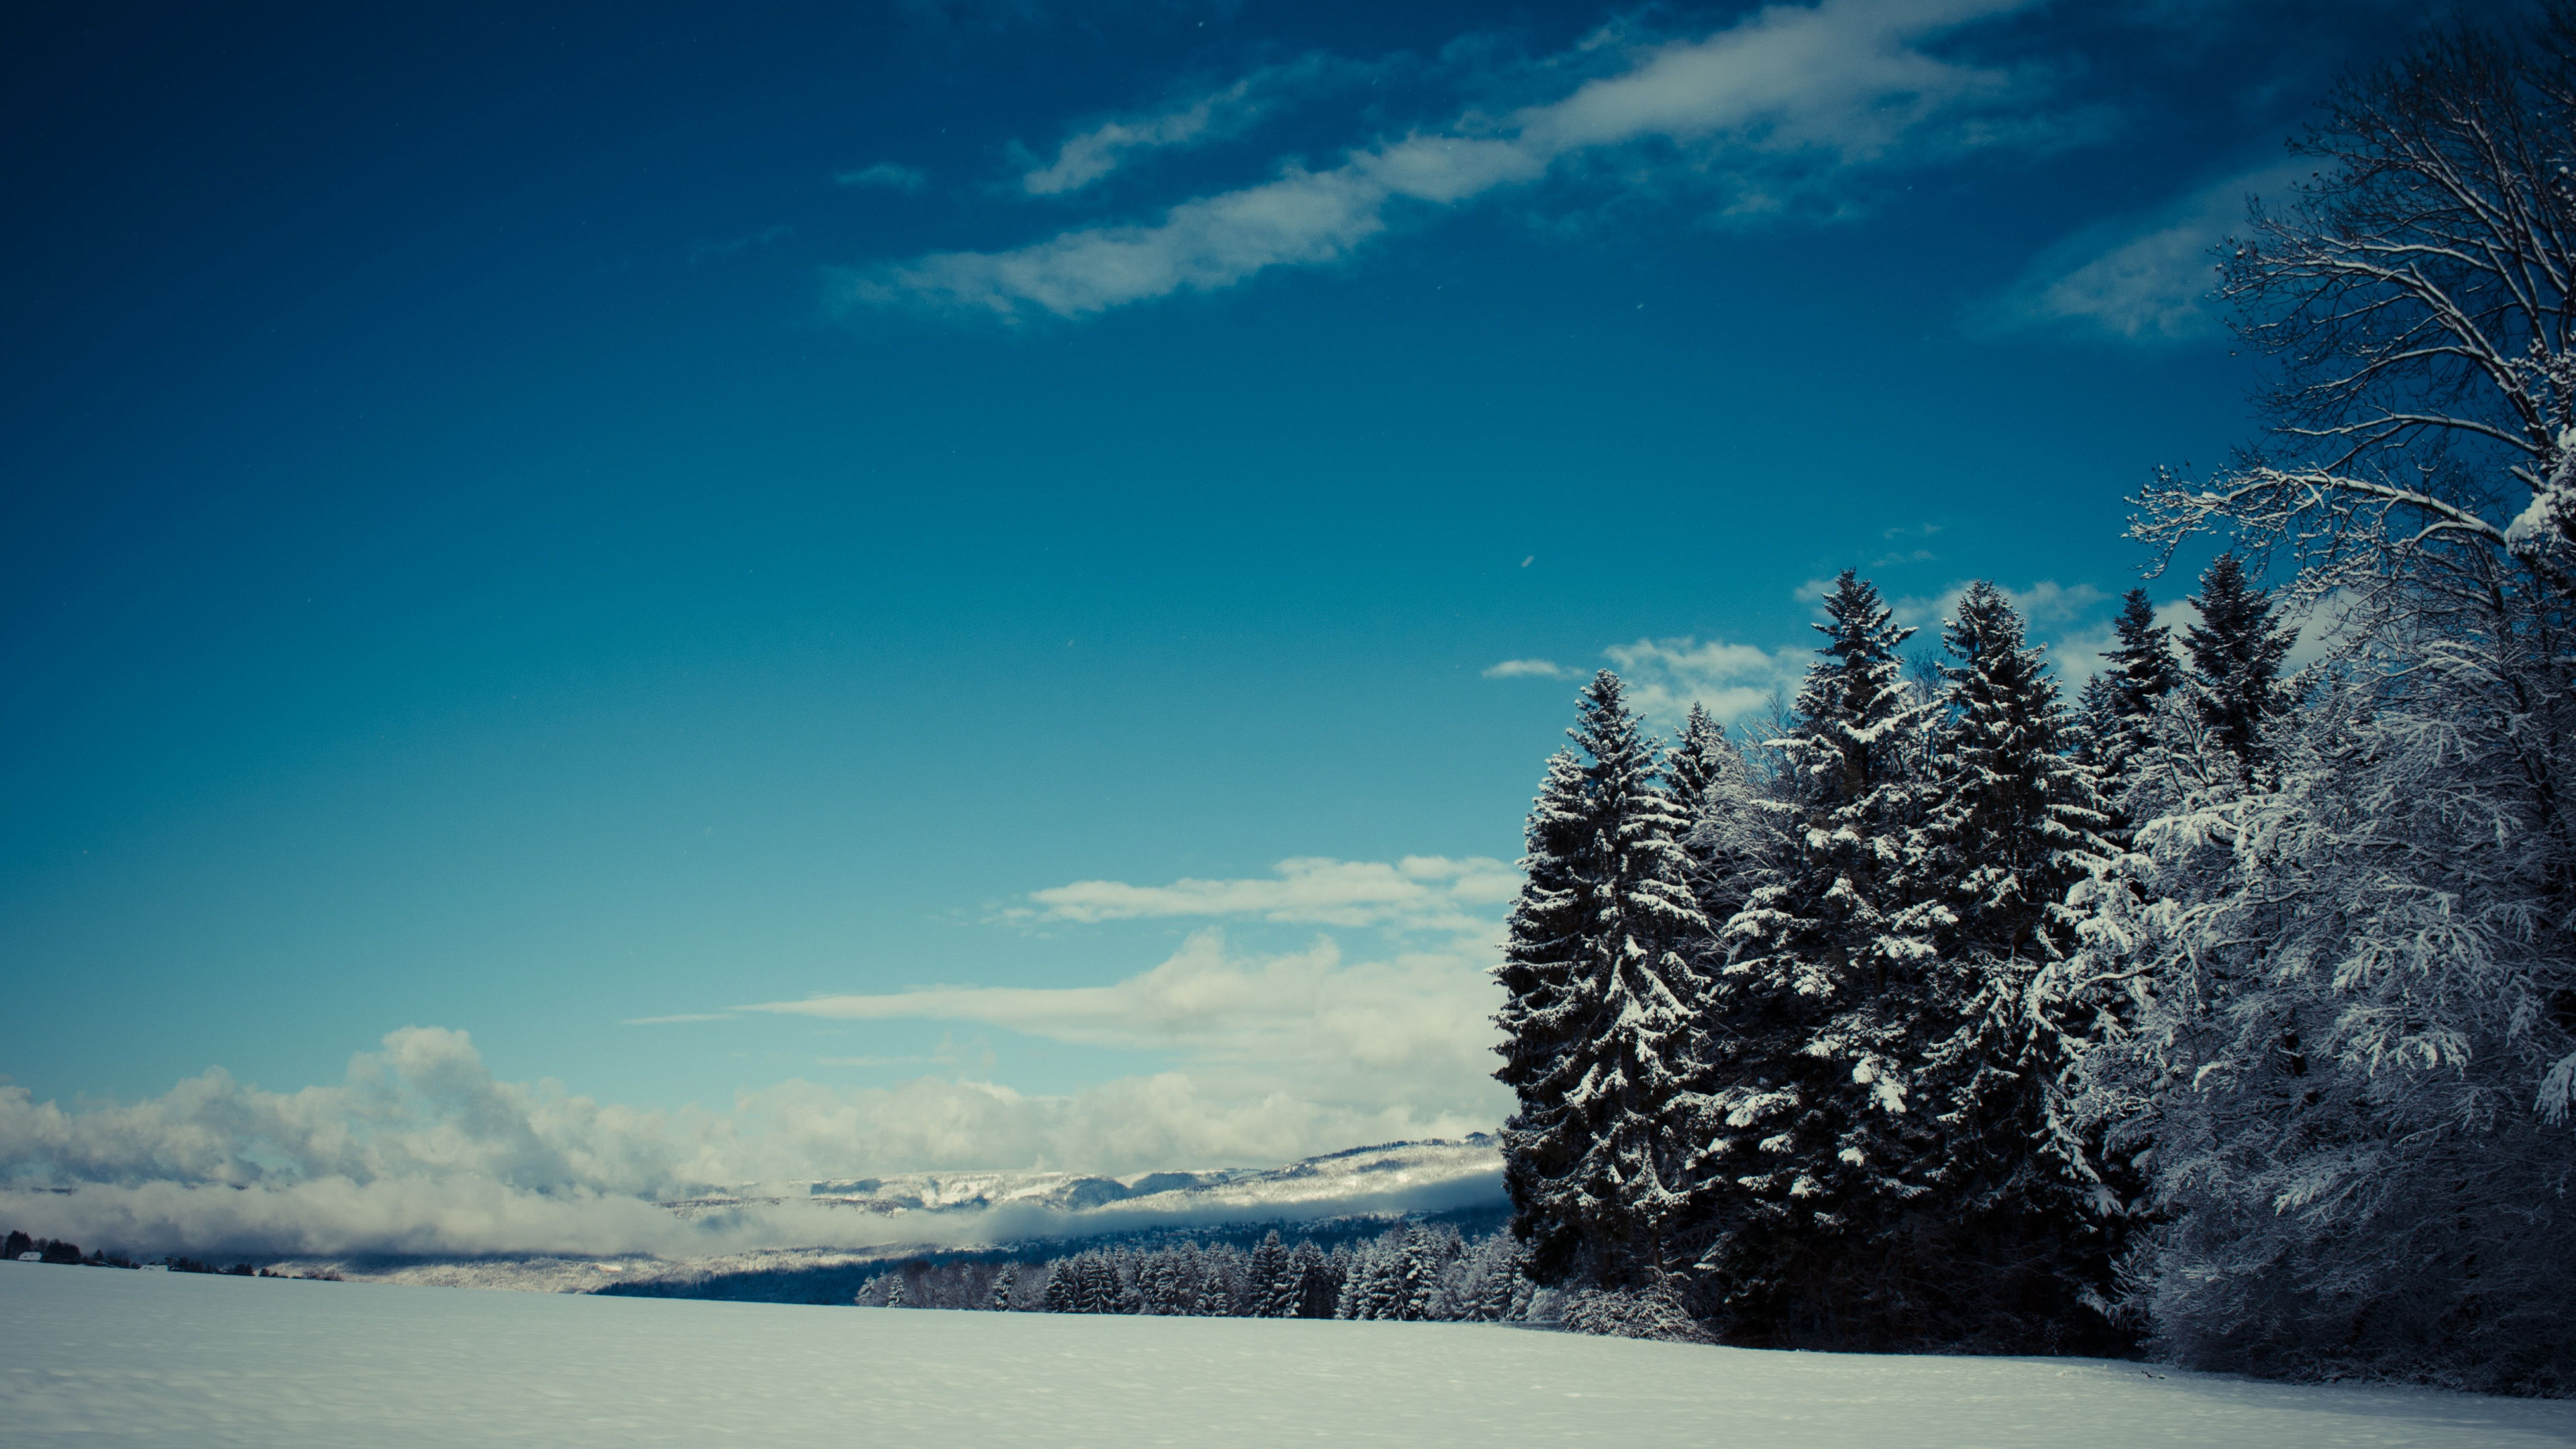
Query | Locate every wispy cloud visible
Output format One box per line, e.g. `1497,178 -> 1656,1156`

846,0 -> 2052,320
1481,657 -> 1571,679
741,928 -> 1501,1099
1020,54 -> 1361,196
1892,578 -> 2107,632
1016,854 -> 1515,934
837,162 -> 930,192
1990,158 -> 2305,341
623,1012 -> 736,1025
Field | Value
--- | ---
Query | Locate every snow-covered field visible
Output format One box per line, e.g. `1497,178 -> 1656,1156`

7,1263 -> 2571,1448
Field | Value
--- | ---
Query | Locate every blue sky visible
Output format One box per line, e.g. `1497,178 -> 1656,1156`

0,0 -> 2475,1220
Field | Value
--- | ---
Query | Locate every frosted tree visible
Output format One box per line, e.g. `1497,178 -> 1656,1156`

2079,7 -> 2576,1392
1494,671 -> 1712,1288
1287,1239 -> 1337,1318
1700,570 -> 1945,1342
1244,1231 -> 1289,1317
1666,704 -> 1772,941
989,1263 -> 1017,1311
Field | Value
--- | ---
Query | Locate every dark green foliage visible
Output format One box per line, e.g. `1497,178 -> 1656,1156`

1494,672 -> 1710,1289
2184,555 -> 2292,775
1699,571 -> 1952,1344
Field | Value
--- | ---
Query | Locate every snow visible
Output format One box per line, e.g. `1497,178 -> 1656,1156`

8,1262 -> 2573,1448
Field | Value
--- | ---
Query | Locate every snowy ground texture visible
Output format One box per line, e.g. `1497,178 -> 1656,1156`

8,1263 -> 2574,1448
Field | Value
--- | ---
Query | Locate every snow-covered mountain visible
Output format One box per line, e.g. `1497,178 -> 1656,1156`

277,1137 -> 1504,1293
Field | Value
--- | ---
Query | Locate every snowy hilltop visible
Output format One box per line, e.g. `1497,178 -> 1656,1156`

244,1138 -> 1504,1293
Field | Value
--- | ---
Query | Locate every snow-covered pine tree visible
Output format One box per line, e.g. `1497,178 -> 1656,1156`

1666,703 -> 1769,943
989,1263 -> 1016,1311
1334,1240 -> 1379,1319
1288,1239 -> 1336,1318
1494,671 -> 1711,1289
2077,589 -> 2182,791
1195,1273 -> 1234,1318
1470,1231 -> 1525,1322
1904,582 -> 2128,1350
1701,570 -> 1943,1343
1663,703 -> 1727,823
2183,555 -> 2292,778
1244,1230 -> 1287,1318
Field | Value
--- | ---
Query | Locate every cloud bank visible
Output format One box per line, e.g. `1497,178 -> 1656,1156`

847,0 -> 2051,319
1,856 -> 1519,1258
0,1025 -> 1501,1258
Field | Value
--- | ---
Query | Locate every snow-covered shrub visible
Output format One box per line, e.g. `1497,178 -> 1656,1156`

1555,1283 -> 1710,1344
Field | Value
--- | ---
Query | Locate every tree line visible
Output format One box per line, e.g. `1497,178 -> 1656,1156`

1493,9 -> 2576,1395
855,1224 -> 1538,1324
0,1228 -> 337,1279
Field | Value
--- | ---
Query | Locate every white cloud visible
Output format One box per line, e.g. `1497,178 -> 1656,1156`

1602,635 -> 1808,722
1482,657 -> 1571,679
0,1016 -> 1507,1258
1892,578 -> 2106,632
837,162 -> 929,192
2047,619 -> 2123,688
1020,54 -> 1357,196
743,928 -> 1503,1108
1016,854 -> 1516,933
623,1012 -> 735,1025
1994,159 -> 2305,341
849,0 -> 2049,319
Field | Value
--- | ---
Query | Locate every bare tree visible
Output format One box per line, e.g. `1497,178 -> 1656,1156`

2133,8 -> 2576,608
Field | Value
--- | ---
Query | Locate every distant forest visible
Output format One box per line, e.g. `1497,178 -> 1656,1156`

1487,10 -> 2576,1397
0,1229 -> 335,1279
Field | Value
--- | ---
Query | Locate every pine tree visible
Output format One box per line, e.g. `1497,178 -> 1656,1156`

2184,554 -> 2293,776
989,1263 -> 1017,1311
1666,703 -> 1766,936
1494,671 -> 1712,1288
1921,582 -> 2108,960
1241,1230 -> 1285,1318
1287,1240 -> 1334,1318
2081,588 -> 2182,786
1906,582 -> 2128,1350
1702,570 -> 1944,1341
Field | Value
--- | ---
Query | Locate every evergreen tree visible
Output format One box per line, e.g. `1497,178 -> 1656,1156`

1666,703 -> 1766,936
989,1263 -> 1017,1311
1288,1240 -> 1336,1319
1906,582 -> 2129,1350
1195,1273 -> 1234,1317
1702,570 -> 1945,1342
1921,582 -> 2108,961
2183,554 -> 2293,775
1244,1230 -> 1288,1318
2106,589 -> 2183,729
1663,703 -> 1728,823
1494,671 -> 1711,1288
